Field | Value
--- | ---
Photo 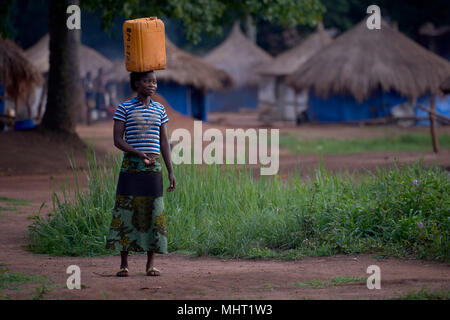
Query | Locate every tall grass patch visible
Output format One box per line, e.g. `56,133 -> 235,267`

28,150 -> 449,261
28,150 -> 121,256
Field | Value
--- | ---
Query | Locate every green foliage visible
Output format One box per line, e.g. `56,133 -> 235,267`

1,0 -> 324,43
294,276 -> 365,289
279,132 -> 450,155
28,150 -> 450,262
28,149 -> 121,256
80,0 -> 324,43
0,0 -> 18,38
330,275 -> 366,284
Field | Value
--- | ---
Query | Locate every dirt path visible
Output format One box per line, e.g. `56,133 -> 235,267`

0,172 -> 449,300
1,119 -> 449,299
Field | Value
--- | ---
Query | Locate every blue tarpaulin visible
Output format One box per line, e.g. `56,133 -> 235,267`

307,89 -> 407,122
415,94 -> 450,126
206,85 -> 259,112
157,81 -> 208,122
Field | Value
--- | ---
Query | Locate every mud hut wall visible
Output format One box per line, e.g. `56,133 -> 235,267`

276,80 -> 298,121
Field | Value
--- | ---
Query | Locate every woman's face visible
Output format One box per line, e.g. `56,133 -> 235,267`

135,72 -> 157,97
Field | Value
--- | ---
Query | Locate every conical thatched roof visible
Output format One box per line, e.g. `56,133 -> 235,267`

158,37 -> 234,90
286,19 -> 450,102
203,22 -> 273,86
105,37 -> 233,91
0,38 -> 42,103
258,30 -> 332,76
25,34 -> 113,77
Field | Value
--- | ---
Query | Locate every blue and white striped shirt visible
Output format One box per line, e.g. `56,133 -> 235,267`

113,97 -> 169,154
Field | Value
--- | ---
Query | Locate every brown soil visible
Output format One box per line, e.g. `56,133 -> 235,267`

0,176 -> 449,300
0,109 -> 449,300
0,126 -> 107,176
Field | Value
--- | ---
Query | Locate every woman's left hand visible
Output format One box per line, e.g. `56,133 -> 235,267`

167,172 -> 176,192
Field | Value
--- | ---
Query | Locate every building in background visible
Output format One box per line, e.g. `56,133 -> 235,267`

105,37 -> 233,122
0,38 -> 42,130
203,22 -> 273,112
25,34 -> 114,122
257,24 -> 332,123
286,19 -> 450,125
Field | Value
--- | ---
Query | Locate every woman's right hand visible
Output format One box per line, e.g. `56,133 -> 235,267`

138,151 -> 151,166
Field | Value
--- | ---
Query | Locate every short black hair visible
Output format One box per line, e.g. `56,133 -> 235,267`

130,70 -> 155,91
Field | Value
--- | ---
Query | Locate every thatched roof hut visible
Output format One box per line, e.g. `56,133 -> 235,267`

105,37 -> 233,92
0,38 -> 42,103
160,38 -> 233,91
286,19 -> 450,102
25,34 -> 113,77
258,29 -> 332,77
203,22 -> 273,86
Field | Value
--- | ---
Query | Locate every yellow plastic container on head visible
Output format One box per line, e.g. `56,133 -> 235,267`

123,17 -> 166,72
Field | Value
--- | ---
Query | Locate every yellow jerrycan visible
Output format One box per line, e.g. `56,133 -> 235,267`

123,17 -> 166,72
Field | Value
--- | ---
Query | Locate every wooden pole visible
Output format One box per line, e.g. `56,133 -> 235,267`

417,104 -> 450,122
429,96 -> 439,153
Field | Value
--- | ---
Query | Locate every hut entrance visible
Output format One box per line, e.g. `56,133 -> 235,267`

190,87 -> 206,121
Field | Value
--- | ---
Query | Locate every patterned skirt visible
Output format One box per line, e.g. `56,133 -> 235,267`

105,153 -> 168,254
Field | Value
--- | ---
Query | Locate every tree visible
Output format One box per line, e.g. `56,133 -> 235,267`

2,0 -> 324,134
320,0 -> 450,39
41,0 -> 84,133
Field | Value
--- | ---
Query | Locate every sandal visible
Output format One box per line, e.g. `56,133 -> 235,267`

116,267 -> 129,277
146,267 -> 161,276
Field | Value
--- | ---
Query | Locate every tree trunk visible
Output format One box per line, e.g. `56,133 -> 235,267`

40,0 -> 84,134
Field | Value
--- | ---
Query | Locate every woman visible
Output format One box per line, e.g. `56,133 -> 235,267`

105,70 -> 176,277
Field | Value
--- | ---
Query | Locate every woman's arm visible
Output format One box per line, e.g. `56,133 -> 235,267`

160,122 -> 176,192
113,119 -> 150,161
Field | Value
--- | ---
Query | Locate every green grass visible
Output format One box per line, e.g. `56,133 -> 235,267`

0,269 -> 55,299
295,278 -> 329,289
295,276 -> 366,289
28,150 -> 119,256
0,197 -> 31,216
0,197 -> 30,217
279,132 -> 450,155
0,268 -> 49,291
27,149 -> 450,262
330,276 -> 366,285
32,283 -> 55,300
389,288 -> 449,300
0,206 -> 18,212
0,197 -> 31,206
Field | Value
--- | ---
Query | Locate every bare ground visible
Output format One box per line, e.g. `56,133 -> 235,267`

0,113 -> 449,300
0,179 -> 449,300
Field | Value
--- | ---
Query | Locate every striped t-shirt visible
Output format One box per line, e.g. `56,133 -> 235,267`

113,97 -> 169,154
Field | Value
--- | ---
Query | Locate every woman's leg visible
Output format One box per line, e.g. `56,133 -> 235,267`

120,251 -> 128,269
146,251 -> 160,276
116,250 -> 129,276
146,251 -> 154,271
